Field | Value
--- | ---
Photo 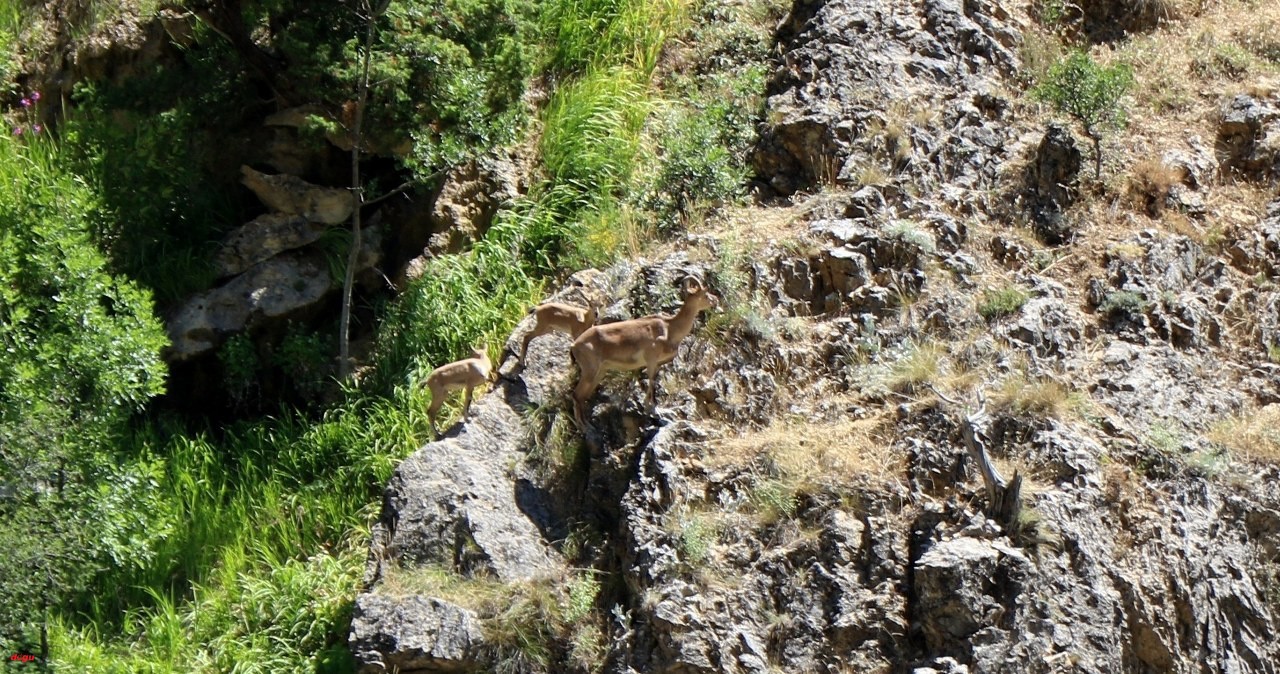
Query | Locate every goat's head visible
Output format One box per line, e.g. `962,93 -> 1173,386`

470,346 -> 488,361
680,276 -> 719,311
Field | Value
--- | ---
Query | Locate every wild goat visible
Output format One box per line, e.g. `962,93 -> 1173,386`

424,347 -> 493,438
570,276 -> 718,429
519,302 -> 598,363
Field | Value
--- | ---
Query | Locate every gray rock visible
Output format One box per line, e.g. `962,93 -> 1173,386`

214,213 -> 328,278
240,165 -> 355,224
1090,231 -> 1227,349
166,251 -> 333,361
364,385 -> 561,583
1029,124 -> 1082,243
1217,94 -> 1280,179
914,536 -> 1030,651
753,0 -> 1019,195
1227,197 -> 1280,276
349,594 -> 484,673
427,156 -> 525,254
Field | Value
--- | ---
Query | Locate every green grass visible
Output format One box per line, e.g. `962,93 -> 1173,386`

978,286 -> 1030,320
52,385 -> 432,671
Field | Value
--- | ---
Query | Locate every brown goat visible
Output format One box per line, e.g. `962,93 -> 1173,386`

570,276 -> 717,429
424,347 -> 493,438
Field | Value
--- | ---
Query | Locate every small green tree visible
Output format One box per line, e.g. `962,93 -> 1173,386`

1034,49 -> 1134,179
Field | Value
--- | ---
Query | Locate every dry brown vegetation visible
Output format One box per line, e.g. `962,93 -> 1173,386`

707,414 -> 904,486
1208,404 -> 1280,463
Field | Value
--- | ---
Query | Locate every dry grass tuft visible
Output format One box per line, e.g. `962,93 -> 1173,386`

1128,157 -> 1181,217
1208,404 -> 1280,463
993,374 -> 1075,420
377,564 -> 515,608
709,414 -> 904,486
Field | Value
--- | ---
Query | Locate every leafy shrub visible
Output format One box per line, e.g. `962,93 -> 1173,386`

1099,290 -> 1148,317
0,132 -> 169,653
978,286 -> 1030,320
276,326 -> 332,400
1034,50 -> 1134,178
645,106 -> 747,232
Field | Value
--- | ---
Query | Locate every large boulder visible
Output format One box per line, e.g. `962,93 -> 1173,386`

165,251 -> 333,361
240,165 -> 355,224
753,0 -> 1021,196
213,213 -> 329,278
349,595 -> 485,674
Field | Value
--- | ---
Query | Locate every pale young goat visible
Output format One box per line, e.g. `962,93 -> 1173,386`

424,347 -> 493,438
570,276 -> 718,429
518,302 -> 598,363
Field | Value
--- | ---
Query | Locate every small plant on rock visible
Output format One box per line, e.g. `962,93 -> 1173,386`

1099,290 -> 1148,318
1034,50 -> 1134,179
978,285 -> 1030,320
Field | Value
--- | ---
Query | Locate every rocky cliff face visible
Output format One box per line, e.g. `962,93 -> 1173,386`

351,0 -> 1280,672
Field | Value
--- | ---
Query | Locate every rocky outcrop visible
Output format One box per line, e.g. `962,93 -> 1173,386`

1027,124 -> 1082,244
166,251 -> 332,360
167,168 -> 381,361
352,231 -> 1280,673
240,165 -> 355,225
349,2 -> 1280,673
214,213 -> 329,277
754,0 -> 1021,197
1217,93 -> 1280,180
349,595 -> 485,673
427,156 -> 526,254
1227,197 -> 1280,276
1087,230 -> 1230,350
351,270 -> 614,672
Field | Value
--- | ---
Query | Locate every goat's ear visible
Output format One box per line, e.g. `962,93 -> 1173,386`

681,276 -> 703,294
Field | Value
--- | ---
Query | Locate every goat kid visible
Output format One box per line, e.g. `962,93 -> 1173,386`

424,347 -> 494,438
519,302 -> 598,363
570,276 -> 717,429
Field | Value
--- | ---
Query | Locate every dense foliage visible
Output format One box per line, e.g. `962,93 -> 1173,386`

0,133 -> 170,659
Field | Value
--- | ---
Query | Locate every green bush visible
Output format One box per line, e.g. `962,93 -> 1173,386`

1099,289 -> 1148,317
645,106 -> 746,232
0,132 -> 170,654
1033,50 -> 1133,178
978,286 -> 1030,320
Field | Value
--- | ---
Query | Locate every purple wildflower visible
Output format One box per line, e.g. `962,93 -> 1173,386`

31,124 -> 41,135
30,92 -> 39,102
19,98 -> 29,108
12,127 -> 21,136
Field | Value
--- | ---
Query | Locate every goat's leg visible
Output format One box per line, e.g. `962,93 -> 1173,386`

519,326 -> 544,362
645,356 -> 661,410
573,371 -> 599,430
427,390 -> 444,439
462,385 -> 474,419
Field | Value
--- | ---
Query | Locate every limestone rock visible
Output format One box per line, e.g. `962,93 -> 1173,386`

349,595 -> 484,673
1028,124 -> 1082,244
427,156 -> 525,254
365,389 -> 561,582
1227,197 -> 1280,276
166,251 -> 333,361
214,213 -> 328,278
240,165 -> 355,224
753,0 -> 1020,196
